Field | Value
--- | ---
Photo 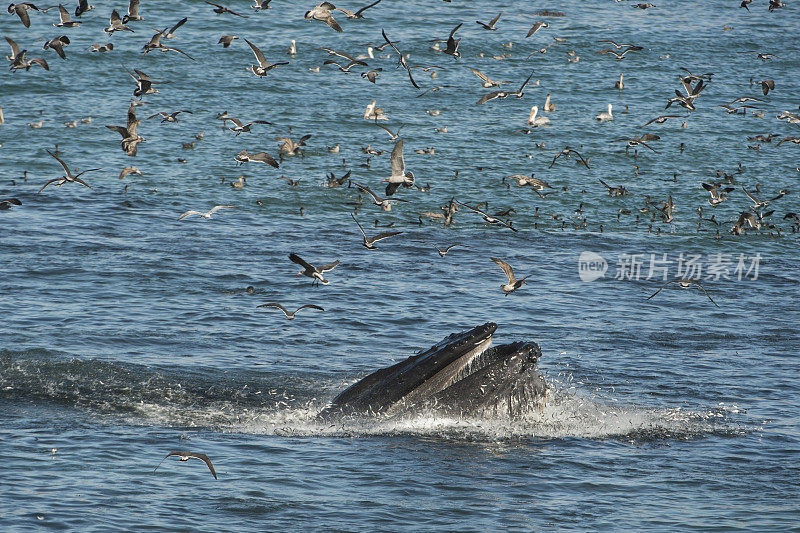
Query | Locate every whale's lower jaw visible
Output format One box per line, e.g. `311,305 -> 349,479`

318,324 -> 548,421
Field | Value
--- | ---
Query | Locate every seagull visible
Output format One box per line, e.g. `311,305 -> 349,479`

245,38 -> 289,76
42,35 -> 70,59
105,102 -> 145,156
353,182 -> 408,211
595,103 -> 613,121
549,147 -> 590,169
224,117 -> 272,135
54,4 -> 80,27
417,241 -> 463,257
289,253 -> 339,286
469,67 -> 510,88
125,67 -> 161,98
105,9 -> 133,33
7,3 -> 39,28
74,0 -> 93,17
36,149 -> 99,194
122,0 -> 144,23
257,302 -> 324,320
491,257 -> 530,295
147,110 -> 192,123
234,150 -> 279,167
475,70 -> 535,105
609,135 -> 658,153
154,452 -> 217,479
351,213 -> 402,249
503,174 -> 552,197
760,79 -> 775,96
305,2 -> 342,32
0,198 -> 22,210
335,0 -> 381,19
141,28 -> 194,59
599,179 -> 627,196
742,186 -> 768,209
380,29 -> 420,89
177,205 -> 235,221
526,21 -> 548,37
276,132 -> 312,156
88,42 -> 114,52
701,182 -> 734,205
646,280 -> 719,307
205,1 -> 249,18
251,0 -> 272,9
119,166 -> 142,179
442,23 -> 462,58
456,201 -> 518,232
615,73 -> 624,90
641,114 -> 683,127
361,68 -> 382,83
218,35 -> 238,47
382,138 -> 414,196
476,12 -> 501,31
742,51 -> 781,61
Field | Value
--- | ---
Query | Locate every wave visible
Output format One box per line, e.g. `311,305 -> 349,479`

0,350 -> 749,442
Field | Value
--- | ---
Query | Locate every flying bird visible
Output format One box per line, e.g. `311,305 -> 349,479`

177,205 -> 236,221
646,280 -> 719,307
351,213 -> 402,249
244,38 -> 289,76
289,253 -> 339,286
491,258 -> 530,295
257,302 -> 324,320
154,452 -> 217,479
37,149 -> 99,194
305,2 -> 342,32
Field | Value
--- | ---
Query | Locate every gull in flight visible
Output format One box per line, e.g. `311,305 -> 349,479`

491,257 -> 530,295
257,302 -> 324,320
37,150 -> 99,194
646,279 -> 719,307
154,452 -> 217,479
177,205 -> 235,220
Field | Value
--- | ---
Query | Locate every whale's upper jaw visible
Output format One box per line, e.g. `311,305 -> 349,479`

319,322 -> 547,419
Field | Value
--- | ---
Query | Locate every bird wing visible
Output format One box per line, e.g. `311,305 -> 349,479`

169,17 -> 188,34
177,210 -> 202,220
208,205 -> 234,214
5,37 -> 20,58
189,453 -> 217,479
350,212 -> 368,239
390,138 -> 404,175
322,12 -> 342,32
517,70 -> 535,92
442,244 -> 462,252
35,178 -> 61,195
476,91 -> 502,105
469,67 -> 490,83
297,304 -> 325,312
742,187 -> 760,203
690,283 -> 720,307
259,302 -> 290,315
46,149 -> 71,176
289,253 -> 315,271
372,231 -> 402,242
488,12 -> 501,27
355,0 -> 381,16
354,183 -> 380,203
128,0 -> 140,18
106,125 -> 129,138
251,152 -> 279,167
491,257 -> 516,284
318,260 -> 339,272
244,38 -> 267,67
646,280 -> 679,300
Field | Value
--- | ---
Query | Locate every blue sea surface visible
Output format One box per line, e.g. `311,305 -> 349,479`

1,0 -> 799,530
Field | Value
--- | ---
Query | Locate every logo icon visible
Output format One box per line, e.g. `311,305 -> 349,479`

578,251 -> 607,282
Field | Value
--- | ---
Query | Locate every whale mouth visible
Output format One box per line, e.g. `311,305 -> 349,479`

318,322 -> 547,420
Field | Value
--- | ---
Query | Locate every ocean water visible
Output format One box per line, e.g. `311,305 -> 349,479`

1,0 -> 799,530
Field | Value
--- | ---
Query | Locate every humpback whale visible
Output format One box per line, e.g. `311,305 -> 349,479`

318,323 -> 548,420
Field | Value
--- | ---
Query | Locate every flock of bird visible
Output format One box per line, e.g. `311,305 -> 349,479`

1,0 -> 797,478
